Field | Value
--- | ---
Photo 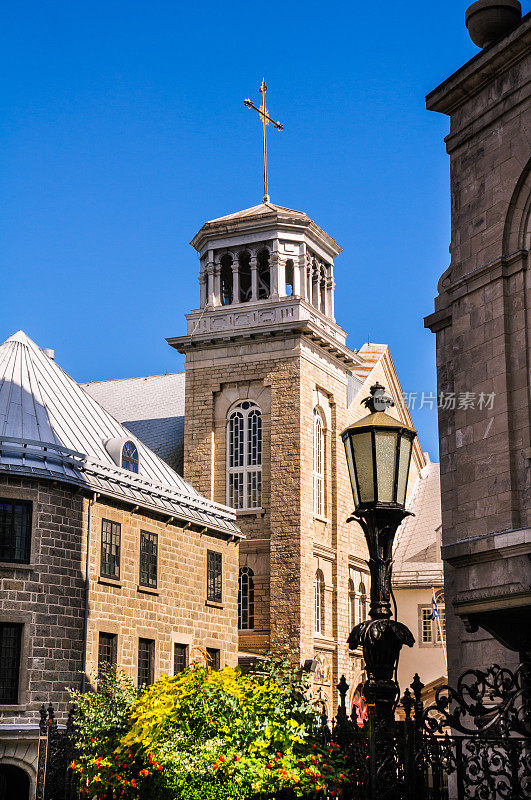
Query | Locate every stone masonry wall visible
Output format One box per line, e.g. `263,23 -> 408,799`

0,476 -> 85,725
86,496 -> 239,682
425,22 -> 531,679
0,475 -> 239,729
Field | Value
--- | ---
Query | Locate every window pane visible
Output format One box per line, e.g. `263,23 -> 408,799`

207,550 -> 222,602
421,608 -> 432,643
238,567 -> 255,630
98,632 -> 117,671
139,531 -> 158,588
0,623 -> 22,703
227,403 -> 262,510
122,441 -> 139,473
174,644 -> 188,674
396,436 -> 412,505
138,638 -> 155,686
0,500 -> 32,564
206,647 -> 220,670
374,430 -> 398,503
101,520 -> 121,579
351,432 -> 374,503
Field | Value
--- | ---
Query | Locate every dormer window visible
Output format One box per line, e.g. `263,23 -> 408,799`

121,441 -> 139,473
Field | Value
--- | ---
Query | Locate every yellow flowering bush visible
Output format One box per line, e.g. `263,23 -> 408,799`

70,655 -> 348,799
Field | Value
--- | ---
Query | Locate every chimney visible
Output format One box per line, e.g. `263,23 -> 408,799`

43,348 -> 55,360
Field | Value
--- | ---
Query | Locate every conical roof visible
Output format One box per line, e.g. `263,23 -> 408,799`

0,331 -> 239,536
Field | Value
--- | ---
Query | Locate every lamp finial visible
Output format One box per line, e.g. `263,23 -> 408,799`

361,383 -> 394,414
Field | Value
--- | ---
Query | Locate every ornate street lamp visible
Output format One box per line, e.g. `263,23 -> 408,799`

342,383 -> 416,721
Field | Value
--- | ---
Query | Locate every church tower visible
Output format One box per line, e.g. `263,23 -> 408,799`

168,200 -> 423,710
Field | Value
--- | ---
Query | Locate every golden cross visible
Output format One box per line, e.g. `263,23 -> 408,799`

244,79 -> 283,203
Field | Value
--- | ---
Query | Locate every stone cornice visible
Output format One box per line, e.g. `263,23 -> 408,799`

424,249 -> 528,333
442,526 -> 531,566
167,300 -> 362,370
426,13 -> 531,117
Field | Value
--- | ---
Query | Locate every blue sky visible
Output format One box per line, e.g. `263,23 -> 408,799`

0,1 -> 494,459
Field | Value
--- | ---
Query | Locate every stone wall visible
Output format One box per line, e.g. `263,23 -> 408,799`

0,474 -> 239,732
181,328 -> 426,714
425,18 -> 531,679
0,476 -> 85,726
86,496 -> 239,682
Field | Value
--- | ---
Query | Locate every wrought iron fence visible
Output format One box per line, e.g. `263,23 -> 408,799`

36,663 -> 530,800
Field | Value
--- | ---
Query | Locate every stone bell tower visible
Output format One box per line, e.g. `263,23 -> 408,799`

168,199 -> 374,707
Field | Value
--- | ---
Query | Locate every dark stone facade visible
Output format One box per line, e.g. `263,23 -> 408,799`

425,14 -> 531,682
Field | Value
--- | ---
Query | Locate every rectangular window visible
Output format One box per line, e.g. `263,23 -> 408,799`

0,499 -> 31,564
0,623 -> 22,703
98,632 -> 117,671
138,638 -> 155,687
101,519 -> 121,580
139,531 -> 158,588
421,607 -> 433,643
206,647 -> 220,670
173,643 -> 188,674
206,550 -> 222,602
436,608 -> 446,643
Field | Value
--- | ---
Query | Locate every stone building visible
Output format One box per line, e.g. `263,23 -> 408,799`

0,331 -> 240,796
393,457 -> 446,696
86,201 -> 435,715
424,3 -> 531,682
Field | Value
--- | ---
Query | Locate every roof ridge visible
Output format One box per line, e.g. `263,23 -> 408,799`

82,371 -> 185,386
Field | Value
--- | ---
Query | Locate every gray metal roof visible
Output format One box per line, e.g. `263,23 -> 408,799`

82,373 -> 185,474
393,459 -> 443,586
0,331 -> 240,537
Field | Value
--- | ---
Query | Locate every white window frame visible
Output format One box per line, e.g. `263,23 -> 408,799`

226,401 -> 262,510
313,408 -> 325,517
418,593 -> 446,647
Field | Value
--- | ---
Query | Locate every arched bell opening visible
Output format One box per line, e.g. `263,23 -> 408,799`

220,254 -> 233,306
0,764 -> 31,800
257,248 -> 270,300
238,251 -> 252,302
285,259 -> 294,296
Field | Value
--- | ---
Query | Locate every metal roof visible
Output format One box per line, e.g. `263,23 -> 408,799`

82,373 -> 185,473
393,459 -> 443,586
0,331 -> 240,537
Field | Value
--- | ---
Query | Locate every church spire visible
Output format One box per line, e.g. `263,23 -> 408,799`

244,80 -> 283,203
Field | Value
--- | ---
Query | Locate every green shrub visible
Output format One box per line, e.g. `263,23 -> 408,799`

69,655 -> 348,799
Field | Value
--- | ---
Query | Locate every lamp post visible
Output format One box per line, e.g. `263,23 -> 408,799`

342,383 -> 416,722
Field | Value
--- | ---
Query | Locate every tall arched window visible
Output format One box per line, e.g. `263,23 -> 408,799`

313,408 -> 325,517
122,441 -> 139,473
227,401 -> 262,510
348,578 -> 356,631
315,569 -> 325,634
358,581 -> 368,623
238,566 -> 255,630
